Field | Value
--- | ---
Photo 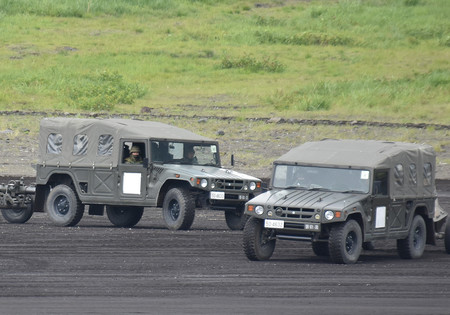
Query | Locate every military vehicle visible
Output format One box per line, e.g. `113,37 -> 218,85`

243,139 -> 448,264
0,118 -> 262,230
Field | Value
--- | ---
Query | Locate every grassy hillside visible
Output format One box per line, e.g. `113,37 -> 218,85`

0,0 -> 448,124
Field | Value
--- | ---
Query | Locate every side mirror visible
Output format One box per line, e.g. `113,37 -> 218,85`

231,154 -> 234,167
143,158 -> 149,168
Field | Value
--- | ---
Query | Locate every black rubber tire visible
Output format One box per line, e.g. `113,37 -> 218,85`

46,184 -> 84,227
1,205 -> 33,224
312,241 -> 329,257
243,217 -> 276,261
162,187 -> 195,231
225,209 -> 248,231
329,219 -> 362,264
445,219 -> 450,254
362,241 -> 375,251
106,206 -> 144,228
397,215 -> 426,259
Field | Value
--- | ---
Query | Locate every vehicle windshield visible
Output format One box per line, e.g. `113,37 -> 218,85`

272,164 -> 370,193
151,140 -> 220,167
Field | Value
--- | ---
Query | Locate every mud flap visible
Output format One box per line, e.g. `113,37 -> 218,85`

434,199 -> 448,236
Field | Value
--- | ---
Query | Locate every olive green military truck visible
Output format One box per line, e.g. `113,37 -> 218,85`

243,139 -> 448,264
0,118 -> 262,230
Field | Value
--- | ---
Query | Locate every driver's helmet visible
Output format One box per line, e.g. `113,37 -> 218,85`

130,146 -> 140,153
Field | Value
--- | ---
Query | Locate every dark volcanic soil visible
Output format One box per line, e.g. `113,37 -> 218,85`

0,179 -> 449,314
0,113 -> 449,314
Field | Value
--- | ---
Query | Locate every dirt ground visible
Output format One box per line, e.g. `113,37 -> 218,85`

0,114 -> 449,314
0,179 -> 449,314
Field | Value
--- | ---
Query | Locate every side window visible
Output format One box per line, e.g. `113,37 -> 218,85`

373,170 -> 388,195
47,133 -> 63,154
98,134 -> 114,156
73,134 -> 88,156
408,163 -> 417,185
423,162 -> 432,186
393,164 -> 404,186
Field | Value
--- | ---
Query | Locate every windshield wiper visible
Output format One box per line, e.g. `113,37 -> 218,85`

282,185 -> 308,190
308,187 -> 331,192
341,190 -> 365,194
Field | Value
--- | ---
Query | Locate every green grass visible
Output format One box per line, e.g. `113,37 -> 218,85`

0,0 -> 448,124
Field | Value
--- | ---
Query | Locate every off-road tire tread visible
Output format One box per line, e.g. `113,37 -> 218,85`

242,217 -> 275,261
162,187 -> 195,231
397,215 -> 426,259
329,220 -> 362,264
225,209 -> 248,231
1,206 -> 33,224
46,184 -> 84,227
106,206 -> 144,228
444,220 -> 450,254
312,241 -> 329,257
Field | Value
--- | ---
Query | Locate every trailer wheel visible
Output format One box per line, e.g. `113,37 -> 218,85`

46,184 -> 84,227
1,204 -> 33,224
329,219 -> 362,264
397,215 -> 426,259
225,208 -> 248,230
243,217 -> 276,261
106,206 -> 144,228
162,187 -> 195,230
444,219 -> 450,254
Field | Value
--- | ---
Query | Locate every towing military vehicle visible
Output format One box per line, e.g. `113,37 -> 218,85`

0,118 -> 262,230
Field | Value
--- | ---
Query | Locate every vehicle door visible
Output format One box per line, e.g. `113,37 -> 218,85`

117,140 -> 148,201
370,170 -> 391,237
146,140 -> 167,203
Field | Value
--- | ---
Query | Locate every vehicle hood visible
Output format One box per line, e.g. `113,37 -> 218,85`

165,164 -> 260,181
249,189 -> 367,210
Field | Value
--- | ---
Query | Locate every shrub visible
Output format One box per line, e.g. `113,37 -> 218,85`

220,54 -> 285,73
67,70 -> 146,111
255,31 -> 354,46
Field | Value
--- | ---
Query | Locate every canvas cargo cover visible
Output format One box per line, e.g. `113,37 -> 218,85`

38,118 -> 215,168
275,139 -> 437,198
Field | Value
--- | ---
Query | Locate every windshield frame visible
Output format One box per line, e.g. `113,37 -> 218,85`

271,164 -> 371,194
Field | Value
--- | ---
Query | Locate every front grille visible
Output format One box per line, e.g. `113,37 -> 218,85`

153,166 -> 164,175
213,179 -> 244,191
274,207 -> 315,219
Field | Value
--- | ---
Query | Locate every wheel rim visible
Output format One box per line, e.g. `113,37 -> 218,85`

260,228 -> 273,247
413,225 -> 423,249
345,231 -> 357,254
168,199 -> 180,220
54,195 -> 70,216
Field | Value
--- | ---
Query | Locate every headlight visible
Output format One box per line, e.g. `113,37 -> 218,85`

249,182 -> 256,191
211,182 -> 216,189
255,206 -> 264,215
324,210 -> 334,221
200,179 -> 208,188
